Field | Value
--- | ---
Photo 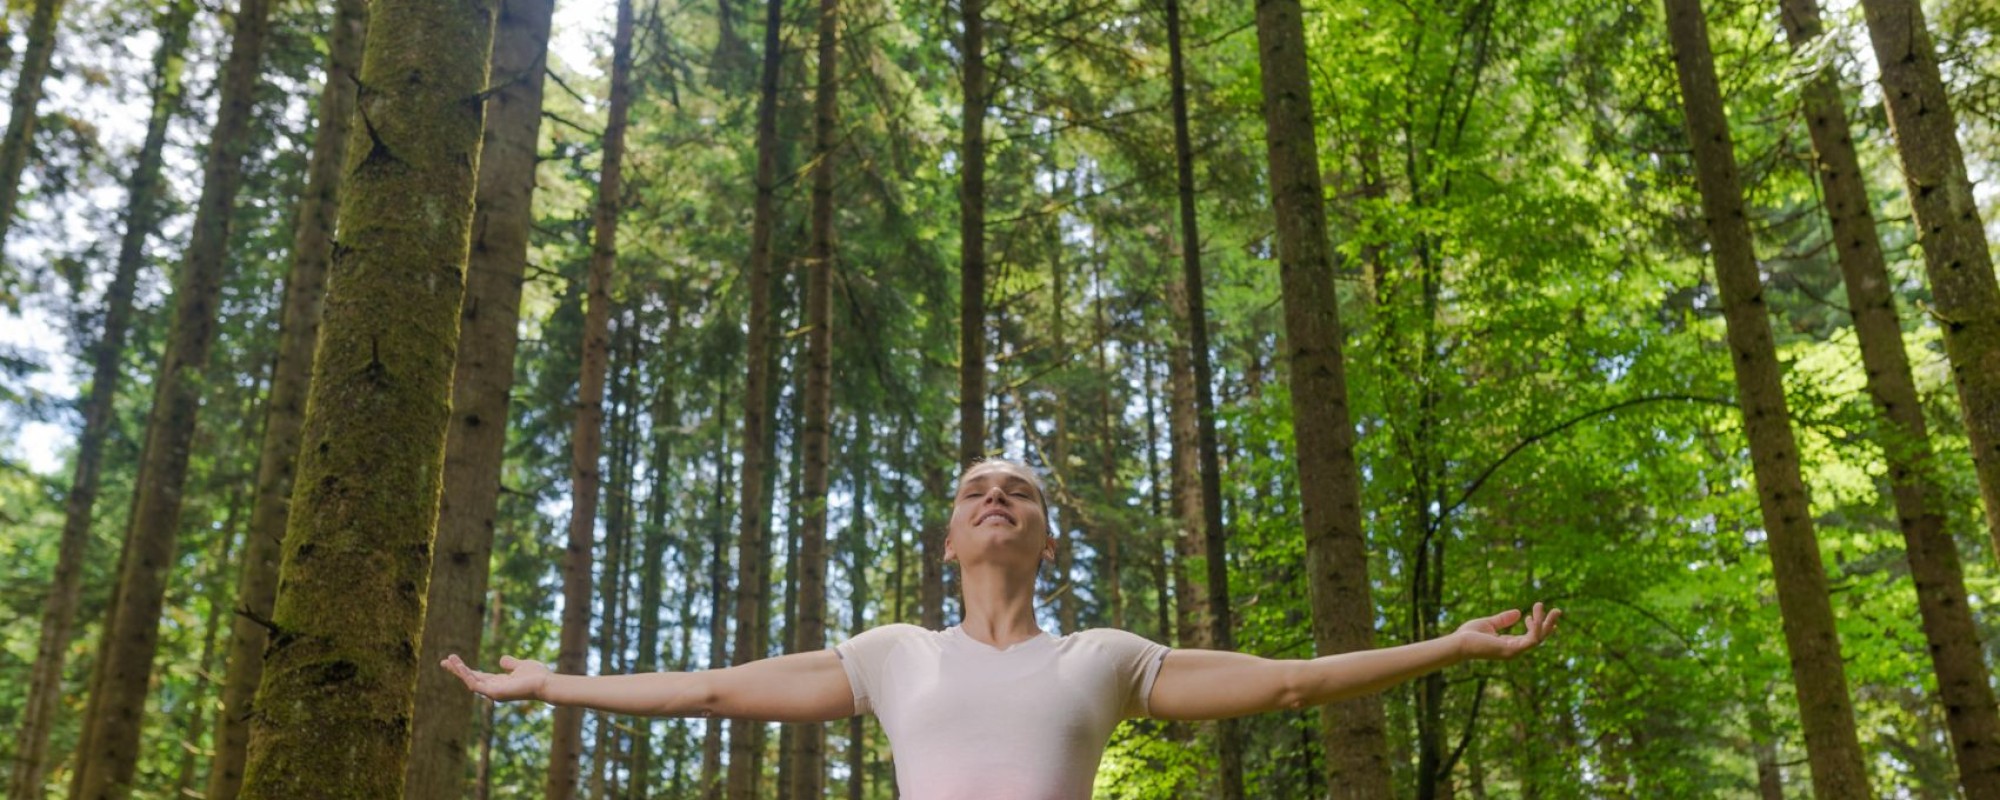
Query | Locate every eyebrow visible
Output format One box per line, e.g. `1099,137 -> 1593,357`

959,475 -> 1034,492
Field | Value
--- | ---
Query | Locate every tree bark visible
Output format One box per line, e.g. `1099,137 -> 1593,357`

0,0 -> 62,250
1777,1 -> 2000,794
205,2 -> 366,796
1245,0 -> 1393,795
550,0 -> 636,791
632,318 -> 678,800
402,0 -> 556,790
1857,0 -> 2000,559
702,369 -> 733,800
789,0 -> 840,789
730,0 -> 786,790
69,0 -> 275,792
845,421 -> 871,800
1164,282 -> 1208,651
591,321 -> 637,800
1662,1 -> 1871,796
957,0 -> 987,468
233,0 -> 495,789
3,3 -> 190,796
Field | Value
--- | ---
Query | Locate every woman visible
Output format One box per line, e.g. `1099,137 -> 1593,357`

443,458 -> 1561,797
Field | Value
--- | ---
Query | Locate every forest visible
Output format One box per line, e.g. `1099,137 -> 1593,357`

0,0 -> 1998,793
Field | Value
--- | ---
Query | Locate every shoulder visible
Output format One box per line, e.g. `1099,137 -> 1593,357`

1067,628 -> 1169,656
837,623 -> 935,655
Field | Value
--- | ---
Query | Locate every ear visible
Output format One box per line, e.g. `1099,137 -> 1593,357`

1041,534 -> 1057,563
943,534 -> 957,563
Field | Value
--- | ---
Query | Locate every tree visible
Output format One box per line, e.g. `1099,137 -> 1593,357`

0,0 -> 63,253
1663,0 -> 1870,794
788,0 -> 841,789
956,0 -> 987,469
69,0 -> 276,791
1775,0 -> 2000,794
1855,0 -> 2000,562
729,0 -> 788,791
549,0 -> 635,791
404,0 -> 559,789
231,0 -> 497,789
1246,0 -> 1393,794
205,0 -> 366,794
3,3 -> 191,795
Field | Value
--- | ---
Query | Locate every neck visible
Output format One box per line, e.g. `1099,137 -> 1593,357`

953,559 -> 1043,647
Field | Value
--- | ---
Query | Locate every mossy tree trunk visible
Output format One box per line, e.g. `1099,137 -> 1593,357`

788,0 -> 839,789
956,0 -> 986,469
1246,0 -> 1392,794
550,0 -> 635,791
403,0 -> 556,791
1777,0 -> 2000,794
0,0 -> 62,251
206,1 -> 366,795
1855,0 -> 2000,561
69,0 -> 274,792
729,0 -> 785,790
232,0 -> 496,790
1662,0 -> 1871,796
3,3 -> 191,796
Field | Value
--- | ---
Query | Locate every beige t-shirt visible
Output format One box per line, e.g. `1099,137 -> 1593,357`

835,623 -> 1170,800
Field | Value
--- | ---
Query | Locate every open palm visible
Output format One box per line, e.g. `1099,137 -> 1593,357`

1456,603 -> 1562,661
442,654 -> 551,702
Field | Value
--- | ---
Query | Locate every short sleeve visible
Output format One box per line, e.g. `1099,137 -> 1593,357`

833,624 -> 924,716
1079,629 -> 1172,718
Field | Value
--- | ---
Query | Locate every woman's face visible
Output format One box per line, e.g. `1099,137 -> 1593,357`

943,462 -> 1054,567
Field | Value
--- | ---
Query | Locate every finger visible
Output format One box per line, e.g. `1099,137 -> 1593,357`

499,655 -> 520,671
1487,608 -> 1523,631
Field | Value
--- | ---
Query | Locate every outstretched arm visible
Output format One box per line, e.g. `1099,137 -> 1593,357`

1148,603 -> 1560,722
441,649 -> 855,723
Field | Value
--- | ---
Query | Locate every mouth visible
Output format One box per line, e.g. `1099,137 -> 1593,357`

976,510 -> 1017,526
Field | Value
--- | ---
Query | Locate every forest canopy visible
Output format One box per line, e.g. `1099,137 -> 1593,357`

0,0 -> 1998,796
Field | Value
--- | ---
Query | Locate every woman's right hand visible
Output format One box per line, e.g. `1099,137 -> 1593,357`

442,654 -> 551,702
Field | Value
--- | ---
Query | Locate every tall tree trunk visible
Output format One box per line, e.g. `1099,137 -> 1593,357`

956,0 -> 987,468
789,0 -> 839,789
233,0 -> 496,788
633,319 -> 678,800
4,3 -> 190,796
403,0 -> 555,789
172,479 -> 247,800
730,0 -> 786,790
1051,226 -> 1079,634
919,462 -> 947,628
206,1 -> 365,795
550,0 -> 635,791
1092,278 -> 1124,629
0,0 -> 60,250
845,419 -> 871,800
475,588 -> 504,800
1244,0 -> 1392,794
1778,0 -> 2000,794
592,322 -> 636,800
1662,1 -> 1871,795
1164,281 -> 1208,651
69,0 -> 275,791
702,369 -> 733,800
1857,0 -> 2000,557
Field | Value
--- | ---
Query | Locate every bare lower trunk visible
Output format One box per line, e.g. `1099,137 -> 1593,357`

1245,0 -> 1391,793
729,0 -> 786,791
789,0 -> 840,788
550,0 -> 636,792
4,4 -> 190,796
1777,0 -> 2000,794
1664,1 -> 1870,795
70,0 -> 275,792
234,0 -> 496,789
402,0 -> 554,790
702,372 -> 733,800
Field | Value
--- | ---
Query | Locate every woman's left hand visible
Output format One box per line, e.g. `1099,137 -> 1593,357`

1454,602 -> 1562,661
